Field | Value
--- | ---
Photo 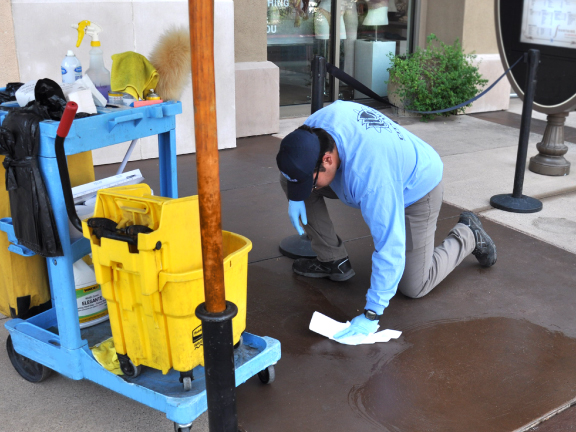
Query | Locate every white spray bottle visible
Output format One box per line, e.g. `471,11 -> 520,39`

73,20 -> 111,101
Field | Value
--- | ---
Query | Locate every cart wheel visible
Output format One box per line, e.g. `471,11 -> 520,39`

120,357 -> 142,378
257,365 -> 275,384
182,376 -> 192,392
174,422 -> 192,432
6,335 -> 53,383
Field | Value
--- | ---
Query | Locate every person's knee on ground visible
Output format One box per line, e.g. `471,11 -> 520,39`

398,274 -> 431,299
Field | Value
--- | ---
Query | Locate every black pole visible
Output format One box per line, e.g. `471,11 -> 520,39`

311,56 -> 326,114
490,49 -> 543,213
512,49 -> 539,198
196,302 -> 239,432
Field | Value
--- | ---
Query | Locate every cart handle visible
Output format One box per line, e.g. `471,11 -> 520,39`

54,102 -> 83,233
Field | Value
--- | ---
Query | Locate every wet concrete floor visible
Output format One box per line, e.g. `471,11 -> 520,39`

95,133 -> 576,432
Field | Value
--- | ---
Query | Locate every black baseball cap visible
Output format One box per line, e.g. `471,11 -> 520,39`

276,128 -> 321,201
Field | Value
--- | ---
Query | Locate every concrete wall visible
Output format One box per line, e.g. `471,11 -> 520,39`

420,0 -> 465,47
0,0 -> 19,83
234,0 -> 267,62
415,0 -> 508,113
8,0 -> 236,165
417,0 -> 498,54
233,0 -> 279,137
462,0 -> 498,54
235,61 -> 279,137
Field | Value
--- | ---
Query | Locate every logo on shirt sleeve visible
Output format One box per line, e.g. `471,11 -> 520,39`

355,107 -> 404,140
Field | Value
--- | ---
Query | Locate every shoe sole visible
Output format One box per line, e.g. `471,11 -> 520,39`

293,268 -> 356,281
475,233 -> 497,267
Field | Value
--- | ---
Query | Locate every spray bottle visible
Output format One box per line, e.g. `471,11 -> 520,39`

61,50 -> 82,83
73,20 -> 111,101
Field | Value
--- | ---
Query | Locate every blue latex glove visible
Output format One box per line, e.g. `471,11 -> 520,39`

333,314 -> 379,344
288,200 -> 307,235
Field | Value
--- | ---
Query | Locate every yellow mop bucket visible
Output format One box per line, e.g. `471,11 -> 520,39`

82,184 -> 251,377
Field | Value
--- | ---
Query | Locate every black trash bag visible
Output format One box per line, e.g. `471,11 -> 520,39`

0,100 -> 63,257
1,79 -> 93,119
0,82 -> 24,104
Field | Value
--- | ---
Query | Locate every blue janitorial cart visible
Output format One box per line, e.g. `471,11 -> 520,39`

0,96 -> 280,432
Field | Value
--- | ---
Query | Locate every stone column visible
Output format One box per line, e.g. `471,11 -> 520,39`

529,112 -> 571,176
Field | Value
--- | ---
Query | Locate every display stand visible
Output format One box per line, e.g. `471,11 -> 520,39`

353,40 -> 395,99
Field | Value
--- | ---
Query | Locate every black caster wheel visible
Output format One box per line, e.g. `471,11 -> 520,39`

174,422 -> 192,432
257,365 -> 275,384
119,355 -> 142,378
6,335 -> 52,383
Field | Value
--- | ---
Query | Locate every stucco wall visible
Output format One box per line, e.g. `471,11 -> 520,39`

0,0 -> 20,83
462,0 -> 498,54
234,0 -> 267,62
422,0 -> 465,47
417,0 -> 497,54
10,0 -> 236,163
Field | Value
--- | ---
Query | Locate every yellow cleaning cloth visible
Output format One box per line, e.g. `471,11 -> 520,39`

111,51 -> 159,100
91,337 -> 123,375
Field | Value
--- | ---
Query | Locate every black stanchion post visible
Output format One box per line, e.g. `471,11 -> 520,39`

278,56 -> 327,260
490,49 -> 543,213
311,56 -> 326,114
195,302 -> 238,432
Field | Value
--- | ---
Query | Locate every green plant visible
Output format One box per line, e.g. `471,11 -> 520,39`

387,34 -> 488,121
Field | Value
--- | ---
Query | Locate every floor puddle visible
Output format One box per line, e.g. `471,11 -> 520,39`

349,317 -> 576,432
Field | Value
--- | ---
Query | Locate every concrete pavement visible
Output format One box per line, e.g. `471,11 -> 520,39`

0,98 -> 575,431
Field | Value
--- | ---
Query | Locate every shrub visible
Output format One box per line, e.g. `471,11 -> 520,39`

387,34 -> 488,121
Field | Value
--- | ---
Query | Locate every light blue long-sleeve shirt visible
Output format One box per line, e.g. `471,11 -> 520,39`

305,101 -> 443,315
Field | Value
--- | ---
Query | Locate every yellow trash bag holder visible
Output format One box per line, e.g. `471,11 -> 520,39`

82,184 -> 251,376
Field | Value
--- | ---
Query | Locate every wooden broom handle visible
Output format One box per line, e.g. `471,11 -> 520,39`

188,0 -> 226,313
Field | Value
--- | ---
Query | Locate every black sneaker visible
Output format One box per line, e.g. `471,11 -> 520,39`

292,257 -> 355,281
459,211 -> 497,267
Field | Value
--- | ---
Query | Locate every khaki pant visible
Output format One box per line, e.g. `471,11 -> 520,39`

280,175 -> 476,298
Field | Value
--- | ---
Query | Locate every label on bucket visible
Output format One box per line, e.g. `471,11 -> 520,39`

76,283 -> 108,323
193,325 -> 203,349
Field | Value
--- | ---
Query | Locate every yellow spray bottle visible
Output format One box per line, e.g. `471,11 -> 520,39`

72,20 -> 111,101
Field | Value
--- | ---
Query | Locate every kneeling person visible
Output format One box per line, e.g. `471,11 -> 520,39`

276,101 -> 496,343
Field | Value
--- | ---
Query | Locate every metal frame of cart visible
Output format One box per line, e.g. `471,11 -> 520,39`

0,98 -> 281,430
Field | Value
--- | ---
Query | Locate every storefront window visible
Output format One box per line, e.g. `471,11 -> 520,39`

267,0 -> 413,107
340,0 -> 412,101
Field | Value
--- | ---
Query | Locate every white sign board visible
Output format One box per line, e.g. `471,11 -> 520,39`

521,0 -> 576,49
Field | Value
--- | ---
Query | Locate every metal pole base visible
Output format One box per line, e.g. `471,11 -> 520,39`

528,112 -> 571,176
279,234 -> 317,259
490,193 -> 543,213
196,302 -> 239,432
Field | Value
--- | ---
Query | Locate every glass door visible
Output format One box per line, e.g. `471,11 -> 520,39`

267,0 -> 414,107
339,0 -> 414,101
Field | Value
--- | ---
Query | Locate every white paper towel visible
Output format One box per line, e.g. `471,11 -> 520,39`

309,311 -> 402,345
67,89 -> 97,114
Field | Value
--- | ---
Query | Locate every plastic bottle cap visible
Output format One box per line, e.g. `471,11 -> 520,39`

67,50 -> 75,56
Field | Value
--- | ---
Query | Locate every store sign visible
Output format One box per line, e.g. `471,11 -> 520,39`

267,0 -> 315,41
496,0 -> 576,112
520,0 -> 576,49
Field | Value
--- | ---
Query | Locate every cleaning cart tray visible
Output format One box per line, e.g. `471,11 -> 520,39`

126,333 -> 280,399
38,102 -> 182,157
